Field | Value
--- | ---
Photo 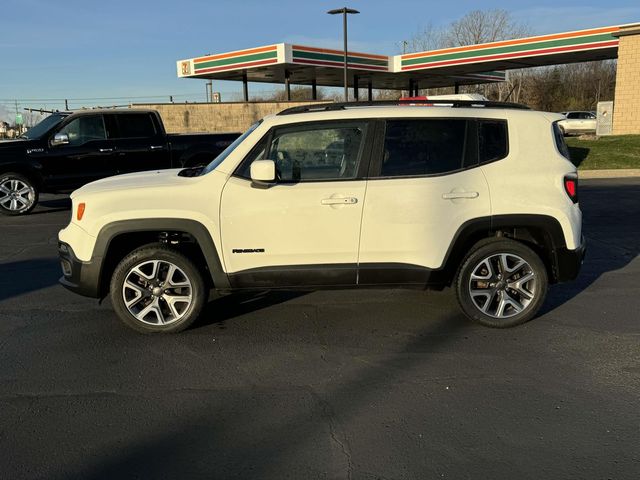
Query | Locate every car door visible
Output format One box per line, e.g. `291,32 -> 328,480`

579,112 -> 597,132
565,112 -> 579,132
357,118 -> 491,285
42,114 -> 117,190
219,120 -> 373,288
106,112 -> 171,176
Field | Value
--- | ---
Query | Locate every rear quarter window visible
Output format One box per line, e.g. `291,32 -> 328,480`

553,122 -> 571,160
478,120 -> 508,164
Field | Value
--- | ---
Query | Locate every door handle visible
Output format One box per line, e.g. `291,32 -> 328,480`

99,148 -> 114,153
150,145 -> 164,150
442,191 -> 479,200
321,197 -> 358,205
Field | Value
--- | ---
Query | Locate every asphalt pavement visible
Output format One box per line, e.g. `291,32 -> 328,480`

0,179 -> 638,479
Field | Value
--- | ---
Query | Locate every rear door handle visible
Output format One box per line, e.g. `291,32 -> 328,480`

150,145 -> 164,150
321,197 -> 358,205
442,191 -> 479,200
99,148 -> 114,153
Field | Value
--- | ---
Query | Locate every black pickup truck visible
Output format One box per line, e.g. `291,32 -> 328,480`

0,109 -> 240,215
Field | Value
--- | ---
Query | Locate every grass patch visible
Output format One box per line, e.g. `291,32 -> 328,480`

566,135 -> 640,170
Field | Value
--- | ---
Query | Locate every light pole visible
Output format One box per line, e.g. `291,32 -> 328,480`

327,7 -> 359,102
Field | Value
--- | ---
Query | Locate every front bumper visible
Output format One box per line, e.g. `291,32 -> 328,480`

554,235 -> 586,282
58,242 -> 102,298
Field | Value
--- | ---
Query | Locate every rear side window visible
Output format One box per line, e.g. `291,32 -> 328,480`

478,120 -> 508,164
381,119 -> 469,176
116,114 -> 157,138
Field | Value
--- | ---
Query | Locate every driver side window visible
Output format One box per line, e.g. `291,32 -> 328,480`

268,123 -> 367,182
57,115 -> 106,146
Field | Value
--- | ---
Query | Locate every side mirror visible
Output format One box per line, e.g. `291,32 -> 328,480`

250,160 -> 276,187
51,133 -> 69,147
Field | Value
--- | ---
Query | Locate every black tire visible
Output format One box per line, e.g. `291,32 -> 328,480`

0,172 -> 38,215
110,244 -> 207,333
455,238 -> 548,328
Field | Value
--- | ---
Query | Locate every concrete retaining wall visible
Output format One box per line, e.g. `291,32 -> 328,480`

130,101 -> 325,133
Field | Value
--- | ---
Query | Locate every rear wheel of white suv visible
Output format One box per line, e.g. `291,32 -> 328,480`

110,244 -> 207,333
455,239 -> 548,328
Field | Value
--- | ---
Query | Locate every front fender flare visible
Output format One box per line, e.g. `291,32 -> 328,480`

95,218 -> 229,290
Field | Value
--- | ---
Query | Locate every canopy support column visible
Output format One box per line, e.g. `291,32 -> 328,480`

242,72 -> 249,102
353,74 -> 359,101
368,81 -> 373,101
312,79 -> 317,100
285,70 -> 291,101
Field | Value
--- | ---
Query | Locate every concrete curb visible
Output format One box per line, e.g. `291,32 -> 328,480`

578,169 -> 640,179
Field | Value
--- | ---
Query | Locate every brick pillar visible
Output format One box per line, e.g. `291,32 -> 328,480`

613,25 -> 640,135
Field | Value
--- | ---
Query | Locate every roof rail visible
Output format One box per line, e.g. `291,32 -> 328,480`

278,99 -> 531,115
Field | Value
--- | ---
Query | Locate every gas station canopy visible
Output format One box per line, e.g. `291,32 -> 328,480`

177,44 -> 506,97
177,24 -> 628,98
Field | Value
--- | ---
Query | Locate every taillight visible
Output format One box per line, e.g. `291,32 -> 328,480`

77,202 -> 86,221
564,176 -> 578,203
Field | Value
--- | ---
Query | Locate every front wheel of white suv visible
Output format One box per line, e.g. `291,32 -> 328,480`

455,239 -> 548,328
110,244 -> 207,333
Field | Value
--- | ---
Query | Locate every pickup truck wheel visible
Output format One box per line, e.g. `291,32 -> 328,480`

455,239 -> 548,328
110,245 -> 206,333
0,173 -> 38,215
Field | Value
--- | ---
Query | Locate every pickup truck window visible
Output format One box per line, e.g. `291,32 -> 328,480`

58,115 -> 107,146
116,114 -> 157,138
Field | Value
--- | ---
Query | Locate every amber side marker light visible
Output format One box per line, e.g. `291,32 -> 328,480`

77,203 -> 86,221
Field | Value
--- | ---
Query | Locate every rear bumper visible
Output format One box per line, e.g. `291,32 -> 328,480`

58,242 -> 102,298
554,235 -> 586,282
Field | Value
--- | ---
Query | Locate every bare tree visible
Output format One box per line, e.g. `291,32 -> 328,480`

442,9 -> 529,47
405,23 -> 446,53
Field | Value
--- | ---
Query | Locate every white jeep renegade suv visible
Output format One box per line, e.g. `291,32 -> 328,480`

58,100 -> 585,333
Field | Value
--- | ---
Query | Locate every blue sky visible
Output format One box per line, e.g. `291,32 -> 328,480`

1,0 -> 639,121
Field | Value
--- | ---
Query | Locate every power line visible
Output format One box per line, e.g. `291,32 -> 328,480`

0,93 -> 207,102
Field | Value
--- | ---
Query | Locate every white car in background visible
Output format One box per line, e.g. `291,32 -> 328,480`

558,111 -> 597,135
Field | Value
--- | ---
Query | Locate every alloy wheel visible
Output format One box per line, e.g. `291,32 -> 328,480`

467,253 -> 537,319
0,178 -> 36,212
122,260 -> 193,326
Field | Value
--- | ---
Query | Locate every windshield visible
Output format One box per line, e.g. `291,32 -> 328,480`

200,120 -> 262,175
21,113 -> 68,140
